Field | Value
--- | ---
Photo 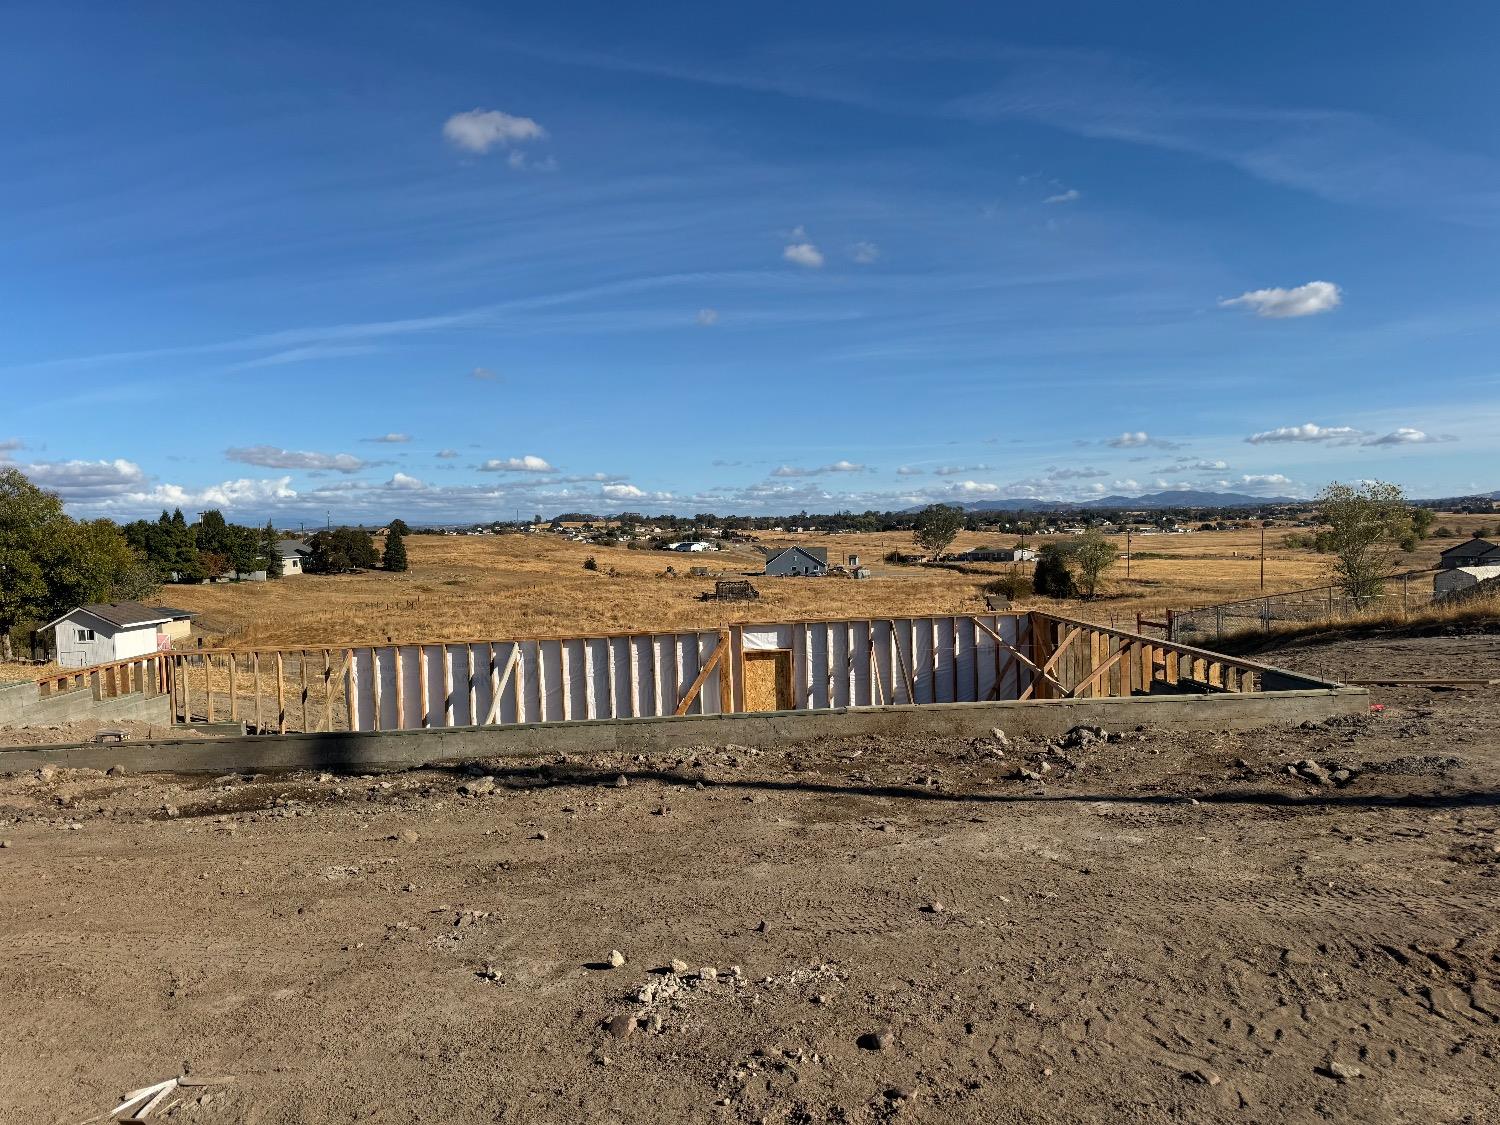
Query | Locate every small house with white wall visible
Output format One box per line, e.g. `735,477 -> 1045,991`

276,538 -> 312,576
44,603 -> 197,668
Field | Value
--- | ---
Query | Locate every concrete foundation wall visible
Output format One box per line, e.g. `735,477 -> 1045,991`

0,680 -> 173,730
0,685 -> 1368,776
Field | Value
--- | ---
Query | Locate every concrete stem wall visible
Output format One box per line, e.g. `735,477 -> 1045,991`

0,685 -> 1368,776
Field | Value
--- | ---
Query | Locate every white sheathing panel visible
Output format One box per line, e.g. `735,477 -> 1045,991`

345,615 -> 1029,730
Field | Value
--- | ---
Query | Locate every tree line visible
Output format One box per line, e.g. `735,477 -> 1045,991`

0,468 -> 410,656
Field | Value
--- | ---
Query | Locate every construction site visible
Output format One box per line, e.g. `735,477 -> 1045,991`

3,594 -> 1498,1123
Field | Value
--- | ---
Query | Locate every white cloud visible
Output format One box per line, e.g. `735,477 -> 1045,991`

933,464 -> 992,476
1044,188 -> 1081,204
226,445 -> 368,474
20,458 -> 147,500
695,308 -> 720,326
851,241 -> 880,264
1105,431 -> 1181,450
783,242 -> 825,269
1220,280 -> 1341,318
442,108 -> 546,154
771,460 -> 865,477
387,472 -> 425,490
480,455 -> 555,473
435,449 -> 459,459
602,483 -> 646,500
506,150 -> 558,172
895,465 -> 924,476
364,433 -> 411,444
946,480 -> 1001,494
1240,474 -> 1295,490
1245,422 -> 1364,445
471,367 -> 499,381
1367,427 -> 1456,446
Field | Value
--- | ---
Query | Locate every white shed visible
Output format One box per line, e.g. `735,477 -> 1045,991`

1434,565 -> 1500,600
44,603 -> 196,668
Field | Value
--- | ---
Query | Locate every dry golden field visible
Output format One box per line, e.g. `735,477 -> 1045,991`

150,517 -> 1485,651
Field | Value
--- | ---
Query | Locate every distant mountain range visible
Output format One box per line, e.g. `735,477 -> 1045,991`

924,489 -> 1305,513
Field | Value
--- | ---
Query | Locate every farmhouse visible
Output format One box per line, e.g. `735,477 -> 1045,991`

1438,535 -> 1500,569
764,546 -> 829,577
668,541 -> 715,553
44,602 -> 196,668
276,538 -> 312,576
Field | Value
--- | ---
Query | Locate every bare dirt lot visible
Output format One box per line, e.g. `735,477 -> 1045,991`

2,631 -> 1498,1123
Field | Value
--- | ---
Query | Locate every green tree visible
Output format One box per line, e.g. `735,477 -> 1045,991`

1313,481 -> 1415,601
0,470 -> 153,655
1399,507 -> 1435,552
1072,529 -> 1118,598
1032,544 -> 1077,599
913,504 -> 965,558
259,521 -> 282,579
383,528 -> 410,572
387,518 -> 411,536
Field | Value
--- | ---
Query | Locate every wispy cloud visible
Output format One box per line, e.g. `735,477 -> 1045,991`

1220,281 -> 1341,319
949,50 -> 1500,222
226,445 -> 369,474
363,433 -> 412,444
1367,427 -> 1457,446
771,460 -> 865,477
471,366 -> 499,381
233,344 -> 379,369
1044,188 -> 1080,204
1106,431 -> 1181,450
850,241 -> 880,264
1245,422 -> 1365,445
695,308 -> 720,326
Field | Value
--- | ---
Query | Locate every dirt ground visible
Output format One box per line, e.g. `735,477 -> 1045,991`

2,632 -> 1498,1124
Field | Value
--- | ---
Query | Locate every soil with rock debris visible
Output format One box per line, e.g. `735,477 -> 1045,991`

1,632 -> 1497,1123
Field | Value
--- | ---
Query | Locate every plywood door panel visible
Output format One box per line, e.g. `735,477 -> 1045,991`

743,650 -> 794,712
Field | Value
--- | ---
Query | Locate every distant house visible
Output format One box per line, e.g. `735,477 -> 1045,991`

1438,536 -> 1500,570
954,547 -> 1038,563
43,603 -> 196,668
276,538 -> 312,576
1434,565 -> 1500,600
764,546 -> 829,577
669,541 -> 715,553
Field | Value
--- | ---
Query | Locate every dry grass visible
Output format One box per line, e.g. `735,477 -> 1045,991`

3,515 -> 1487,680
1214,585 -> 1500,653
150,524 -> 1455,651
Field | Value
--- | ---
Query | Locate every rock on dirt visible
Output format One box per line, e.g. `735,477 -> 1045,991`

857,1030 -> 893,1051
607,949 -> 627,969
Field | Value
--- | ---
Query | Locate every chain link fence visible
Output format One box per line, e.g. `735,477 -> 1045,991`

1167,570 -> 1438,645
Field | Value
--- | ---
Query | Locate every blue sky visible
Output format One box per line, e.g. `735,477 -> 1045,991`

4,1 -> 1499,523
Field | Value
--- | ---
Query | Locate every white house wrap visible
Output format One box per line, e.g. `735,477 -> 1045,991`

343,615 -> 1025,732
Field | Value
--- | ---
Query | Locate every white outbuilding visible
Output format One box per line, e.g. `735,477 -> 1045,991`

44,602 -> 196,668
1434,565 -> 1500,601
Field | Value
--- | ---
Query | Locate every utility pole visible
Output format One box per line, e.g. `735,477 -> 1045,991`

1260,524 -> 1266,591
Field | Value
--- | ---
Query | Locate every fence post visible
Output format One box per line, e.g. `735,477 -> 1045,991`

1262,598 -> 1271,632
1215,606 -> 1224,640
